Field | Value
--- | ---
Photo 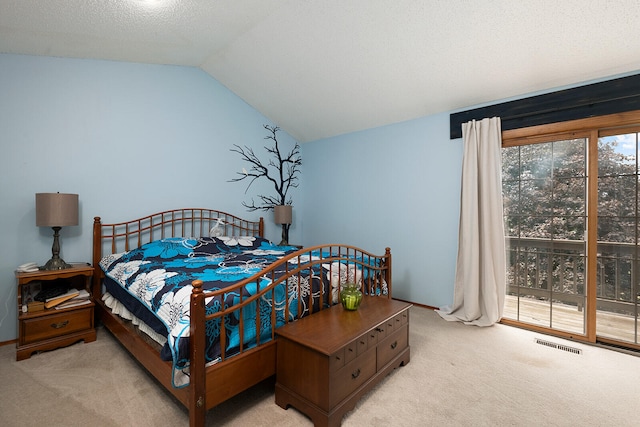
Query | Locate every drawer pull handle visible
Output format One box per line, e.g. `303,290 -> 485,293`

376,327 -> 384,333
352,368 -> 361,379
51,320 -> 69,329
390,341 -> 398,350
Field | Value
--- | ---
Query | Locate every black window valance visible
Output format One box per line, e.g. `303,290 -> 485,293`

449,73 -> 640,139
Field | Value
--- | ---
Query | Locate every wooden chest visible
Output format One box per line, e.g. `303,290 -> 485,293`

275,297 -> 411,426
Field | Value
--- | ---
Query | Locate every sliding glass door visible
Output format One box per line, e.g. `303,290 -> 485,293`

596,130 -> 640,345
500,112 -> 640,350
502,137 -> 588,336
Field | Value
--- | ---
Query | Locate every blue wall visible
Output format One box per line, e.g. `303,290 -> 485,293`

0,54 -> 300,342
4,53 -> 634,343
0,53 -> 462,343
299,115 -> 462,305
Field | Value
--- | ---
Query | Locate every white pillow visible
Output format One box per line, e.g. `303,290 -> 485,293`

322,262 -> 363,303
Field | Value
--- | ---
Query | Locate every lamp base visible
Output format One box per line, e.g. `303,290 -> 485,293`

42,256 -> 72,270
278,223 -> 290,247
42,226 -> 72,270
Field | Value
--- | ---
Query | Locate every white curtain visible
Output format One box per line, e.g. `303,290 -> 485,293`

437,117 -> 506,326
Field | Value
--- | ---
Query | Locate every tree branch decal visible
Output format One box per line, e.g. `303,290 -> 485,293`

229,125 -> 302,212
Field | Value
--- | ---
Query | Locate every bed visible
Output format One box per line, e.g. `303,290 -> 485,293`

91,208 -> 392,426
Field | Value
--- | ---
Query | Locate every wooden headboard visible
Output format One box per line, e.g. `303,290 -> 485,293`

92,208 -> 264,292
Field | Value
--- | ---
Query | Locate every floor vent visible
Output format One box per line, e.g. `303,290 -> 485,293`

534,338 -> 583,355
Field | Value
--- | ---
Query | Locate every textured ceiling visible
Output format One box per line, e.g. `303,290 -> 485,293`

2,0 -> 640,142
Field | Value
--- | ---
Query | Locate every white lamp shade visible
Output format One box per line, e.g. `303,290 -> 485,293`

274,205 -> 292,225
36,193 -> 79,227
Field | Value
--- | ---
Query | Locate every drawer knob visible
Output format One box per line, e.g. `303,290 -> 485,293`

352,368 -> 361,379
51,320 -> 69,329
390,341 -> 398,350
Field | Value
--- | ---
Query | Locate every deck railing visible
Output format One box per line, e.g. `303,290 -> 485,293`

506,237 -> 639,316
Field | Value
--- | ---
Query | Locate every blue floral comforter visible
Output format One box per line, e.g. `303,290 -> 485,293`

99,236 -> 304,387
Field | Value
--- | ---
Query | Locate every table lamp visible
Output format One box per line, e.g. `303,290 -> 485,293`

36,193 -> 79,270
274,205 -> 292,246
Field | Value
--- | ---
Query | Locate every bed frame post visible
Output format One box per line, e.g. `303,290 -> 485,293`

259,217 -> 264,237
92,217 -> 102,299
190,280 -> 206,427
385,247 -> 392,297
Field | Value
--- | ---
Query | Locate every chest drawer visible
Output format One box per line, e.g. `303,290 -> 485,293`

394,310 -> 409,327
377,324 -> 408,370
21,306 -> 93,344
330,347 -> 346,371
329,347 -> 376,408
330,332 -> 370,372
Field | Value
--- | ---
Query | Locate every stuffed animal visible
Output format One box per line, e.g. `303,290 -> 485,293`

209,218 -> 225,237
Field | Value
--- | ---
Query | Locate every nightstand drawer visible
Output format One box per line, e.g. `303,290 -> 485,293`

21,306 -> 93,344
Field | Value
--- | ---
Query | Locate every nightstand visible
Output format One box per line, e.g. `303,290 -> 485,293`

15,264 -> 96,361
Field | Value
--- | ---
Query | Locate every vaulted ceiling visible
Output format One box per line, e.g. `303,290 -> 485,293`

2,0 -> 640,142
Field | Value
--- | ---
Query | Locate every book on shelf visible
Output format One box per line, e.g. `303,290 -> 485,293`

44,289 -> 79,309
54,299 -> 91,309
44,288 -> 91,309
53,289 -> 91,310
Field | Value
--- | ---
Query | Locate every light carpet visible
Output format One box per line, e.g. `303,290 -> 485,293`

1,306 -> 639,426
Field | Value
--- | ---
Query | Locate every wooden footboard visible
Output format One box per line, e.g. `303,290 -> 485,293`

188,244 -> 392,425
92,209 -> 392,427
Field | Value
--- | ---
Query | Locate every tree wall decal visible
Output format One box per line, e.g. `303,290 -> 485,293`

229,124 -> 302,244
